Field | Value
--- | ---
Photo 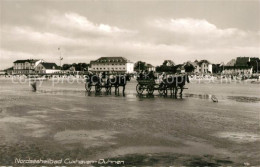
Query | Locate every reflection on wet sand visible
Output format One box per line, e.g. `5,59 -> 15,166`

184,93 -> 212,99
85,91 -> 186,100
0,79 -> 260,166
213,132 -> 260,143
227,96 -> 260,103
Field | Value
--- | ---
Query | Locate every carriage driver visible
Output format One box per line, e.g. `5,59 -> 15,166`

138,70 -> 144,80
148,71 -> 156,80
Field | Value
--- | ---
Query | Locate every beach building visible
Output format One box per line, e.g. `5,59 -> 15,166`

222,66 -> 252,75
89,57 -> 134,73
13,59 -> 44,74
35,62 -> 60,74
176,66 -> 185,73
191,60 -> 212,74
147,64 -> 155,71
235,57 -> 250,66
247,57 -> 260,73
222,57 -> 253,75
62,66 -> 77,75
226,59 -> 236,66
163,60 -> 175,66
4,67 -> 14,75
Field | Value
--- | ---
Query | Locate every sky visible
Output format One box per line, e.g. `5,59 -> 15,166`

0,0 -> 259,69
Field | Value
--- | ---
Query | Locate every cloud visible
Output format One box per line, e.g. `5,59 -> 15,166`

151,18 -> 243,37
47,12 -> 136,35
3,26 -> 75,45
1,13 -> 259,69
0,49 -> 34,60
148,18 -> 259,48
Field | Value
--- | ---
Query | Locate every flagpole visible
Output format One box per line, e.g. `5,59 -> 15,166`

58,47 -> 62,70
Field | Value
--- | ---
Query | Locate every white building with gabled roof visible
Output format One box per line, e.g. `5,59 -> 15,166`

35,62 -> 61,74
89,57 -> 134,73
13,59 -> 44,74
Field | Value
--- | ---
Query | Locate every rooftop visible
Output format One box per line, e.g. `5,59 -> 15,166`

13,59 -> 40,63
91,57 -> 131,64
4,67 -> 13,71
235,57 -> 250,66
146,64 -> 154,68
185,61 -> 197,67
197,60 -> 211,65
40,62 -> 60,69
226,59 -> 236,66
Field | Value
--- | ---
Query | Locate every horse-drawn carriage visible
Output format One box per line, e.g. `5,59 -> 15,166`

85,74 -> 131,95
136,74 -> 189,96
136,79 -> 165,95
85,75 -> 110,93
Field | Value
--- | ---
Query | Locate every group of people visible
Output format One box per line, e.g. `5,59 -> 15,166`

137,70 -> 157,80
138,70 -> 181,80
85,71 -> 131,83
137,70 -> 190,83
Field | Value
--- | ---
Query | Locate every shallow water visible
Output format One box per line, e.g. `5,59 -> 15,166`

0,78 -> 259,165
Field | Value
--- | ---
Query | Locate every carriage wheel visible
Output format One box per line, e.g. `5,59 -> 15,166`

85,83 -> 92,91
147,84 -> 154,95
95,84 -> 101,93
136,84 -> 144,95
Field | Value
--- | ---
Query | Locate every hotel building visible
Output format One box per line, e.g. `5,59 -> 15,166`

89,57 -> 134,73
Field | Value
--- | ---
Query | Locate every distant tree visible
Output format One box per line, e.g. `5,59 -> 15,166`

81,63 -> 90,71
62,64 -> 72,70
134,61 -> 147,72
163,60 -> 175,66
156,60 -> 176,73
72,63 -> 77,69
62,63 -> 89,71
212,64 -> 221,74
248,59 -> 260,73
184,63 -> 195,72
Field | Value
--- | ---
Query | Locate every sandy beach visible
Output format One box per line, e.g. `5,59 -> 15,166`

0,78 -> 259,166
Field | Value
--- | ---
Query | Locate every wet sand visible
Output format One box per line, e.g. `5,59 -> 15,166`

0,78 -> 259,166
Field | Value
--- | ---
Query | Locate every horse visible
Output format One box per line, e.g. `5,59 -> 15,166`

160,75 -> 176,96
175,74 -> 190,96
107,74 -> 131,95
161,74 -> 190,97
85,73 -> 103,92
